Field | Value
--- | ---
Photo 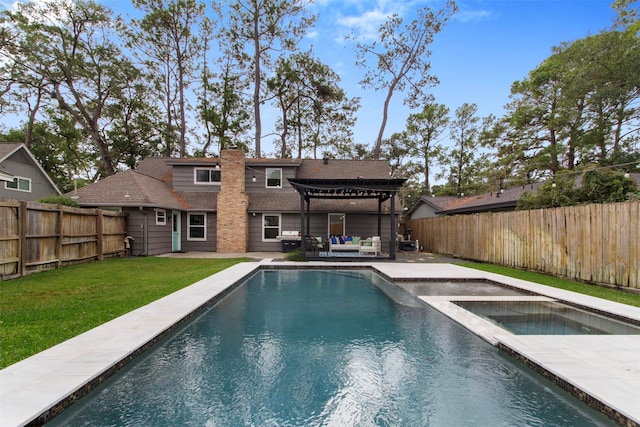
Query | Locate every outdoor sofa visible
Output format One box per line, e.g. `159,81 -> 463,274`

328,235 -> 361,252
328,235 -> 381,256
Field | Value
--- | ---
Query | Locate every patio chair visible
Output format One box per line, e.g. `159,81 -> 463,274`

304,235 -> 324,254
359,236 -> 381,256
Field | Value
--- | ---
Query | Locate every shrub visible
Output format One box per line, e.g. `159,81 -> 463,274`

285,249 -> 306,261
37,195 -> 80,207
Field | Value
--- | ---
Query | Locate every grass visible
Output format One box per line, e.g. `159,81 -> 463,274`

2,257 -> 638,369
462,262 -> 640,308
0,257 -> 249,369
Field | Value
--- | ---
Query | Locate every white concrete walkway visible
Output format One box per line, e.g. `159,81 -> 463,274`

1,260 -> 639,426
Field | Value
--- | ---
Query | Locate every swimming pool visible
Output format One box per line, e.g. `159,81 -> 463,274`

47,269 -> 615,426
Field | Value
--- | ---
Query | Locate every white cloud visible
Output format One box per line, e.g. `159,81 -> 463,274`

456,9 -> 493,23
337,8 -> 392,41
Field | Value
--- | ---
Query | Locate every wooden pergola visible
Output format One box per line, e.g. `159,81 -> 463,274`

288,178 -> 407,260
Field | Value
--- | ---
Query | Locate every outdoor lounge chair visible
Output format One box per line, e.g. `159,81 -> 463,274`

359,236 -> 381,256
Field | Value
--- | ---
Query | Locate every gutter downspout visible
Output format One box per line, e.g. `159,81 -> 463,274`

139,207 -> 148,256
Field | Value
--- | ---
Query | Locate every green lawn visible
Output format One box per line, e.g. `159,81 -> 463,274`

0,257 -> 249,369
462,262 -> 640,308
2,257 -> 638,369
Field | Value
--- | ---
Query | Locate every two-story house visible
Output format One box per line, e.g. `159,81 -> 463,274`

0,143 -> 61,201
70,149 -> 403,257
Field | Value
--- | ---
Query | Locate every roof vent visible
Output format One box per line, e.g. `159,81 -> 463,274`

323,157 -> 329,165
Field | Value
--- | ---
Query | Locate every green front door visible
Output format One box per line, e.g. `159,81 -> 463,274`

172,212 -> 181,252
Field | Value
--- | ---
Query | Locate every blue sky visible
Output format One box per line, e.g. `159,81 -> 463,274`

3,0 -> 619,156
299,0 -> 619,152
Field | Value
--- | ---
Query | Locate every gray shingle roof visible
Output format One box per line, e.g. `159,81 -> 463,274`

69,170 -> 183,209
135,157 -> 173,181
175,191 -> 217,211
0,143 -> 22,160
296,159 -> 391,179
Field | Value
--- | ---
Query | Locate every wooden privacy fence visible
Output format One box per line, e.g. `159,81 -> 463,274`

405,200 -> 639,289
0,200 -> 128,280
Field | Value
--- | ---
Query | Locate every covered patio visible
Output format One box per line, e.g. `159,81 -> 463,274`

288,177 -> 407,260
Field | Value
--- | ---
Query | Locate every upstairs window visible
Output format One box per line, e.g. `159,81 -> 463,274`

266,168 -> 282,188
194,167 -> 221,185
5,176 -> 31,192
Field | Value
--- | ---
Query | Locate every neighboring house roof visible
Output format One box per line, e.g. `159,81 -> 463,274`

439,183 -> 543,215
69,170 -> 184,210
0,143 -> 61,195
406,183 -> 544,217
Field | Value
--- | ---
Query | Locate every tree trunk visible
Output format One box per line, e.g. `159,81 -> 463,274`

177,49 -> 186,158
253,15 -> 262,158
373,79 -> 399,159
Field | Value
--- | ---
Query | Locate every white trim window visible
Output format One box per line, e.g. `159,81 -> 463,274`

194,167 -> 221,185
187,212 -> 207,241
5,176 -> 31,192
155,209 -> 167,225
265,168 -> 282,188
262,214 -> 281,241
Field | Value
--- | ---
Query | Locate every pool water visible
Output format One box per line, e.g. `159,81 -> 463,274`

48,270 -> 615,426
455,300 -> 640,335
398,280 -> 529,297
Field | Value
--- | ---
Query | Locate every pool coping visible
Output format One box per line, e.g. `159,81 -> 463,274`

1,261 -> 639,427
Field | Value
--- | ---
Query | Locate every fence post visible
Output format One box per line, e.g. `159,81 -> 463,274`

96,209 -> 104,261
57,206 -> 63,268
18,202 -> 27,278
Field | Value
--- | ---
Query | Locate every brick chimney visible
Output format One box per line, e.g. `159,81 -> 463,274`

216,149 -> 249,252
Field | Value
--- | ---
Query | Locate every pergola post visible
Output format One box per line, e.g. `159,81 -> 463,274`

377,198 -> 382,236
306,198 -> 311,237
300,192 -> 306,252
390,193 -> 396,260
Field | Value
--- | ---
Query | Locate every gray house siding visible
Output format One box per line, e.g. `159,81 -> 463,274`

247,213 -> 300,252
123,207 -> 172,256
181,212 -> 217,252
410,203 -> 438,219
171,165 -> 220,193
123,208 -> 146,256
147,211 -> 172,255
0,150 -> 58,201
344,214 -> 394,253
245,166 -> 298,193
246,212 -> 395,253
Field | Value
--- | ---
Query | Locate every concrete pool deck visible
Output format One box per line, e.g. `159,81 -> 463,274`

1,259 -> 639,426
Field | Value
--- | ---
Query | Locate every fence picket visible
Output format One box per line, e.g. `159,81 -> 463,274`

405,200 -> 639,289
0,200 -> 127,279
